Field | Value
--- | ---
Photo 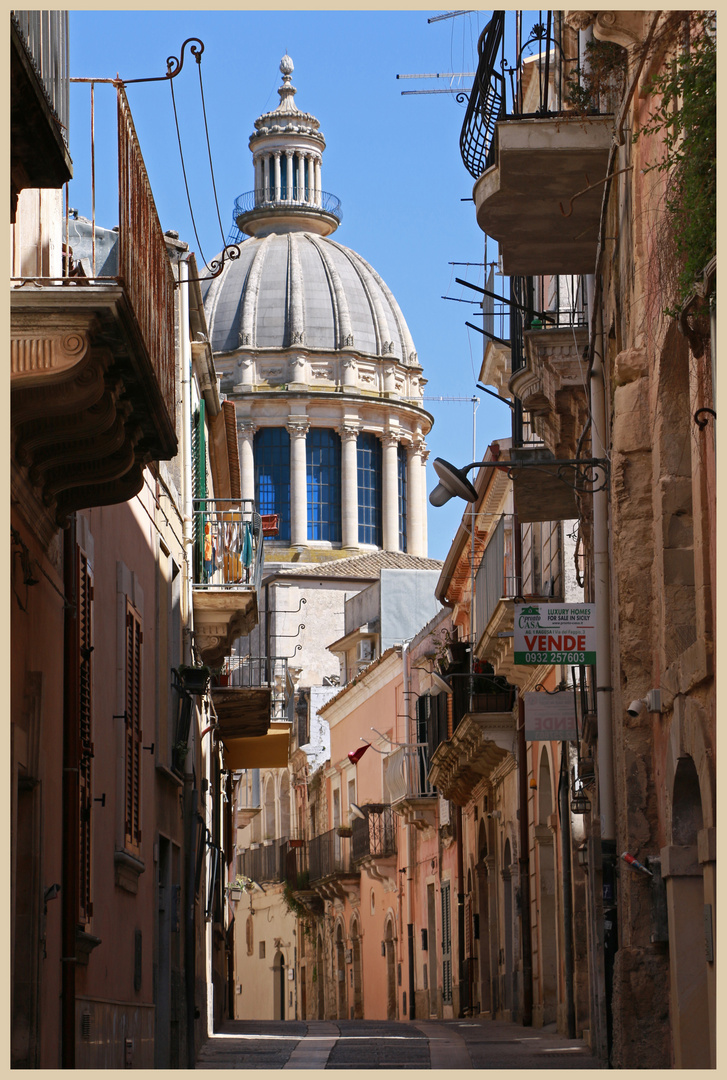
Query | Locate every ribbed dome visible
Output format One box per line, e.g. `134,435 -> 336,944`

203,231 -> 418,364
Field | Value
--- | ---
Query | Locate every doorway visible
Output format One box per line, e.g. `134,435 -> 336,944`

274,951 -> 285,1019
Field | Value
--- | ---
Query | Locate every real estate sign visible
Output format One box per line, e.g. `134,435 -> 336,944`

514,603 -> 596,665
523,691 -> 579,742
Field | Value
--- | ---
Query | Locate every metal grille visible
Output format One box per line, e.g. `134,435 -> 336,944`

307,429 -> 342,542
357,433 -> 382,546
255,428 -> 291,542
124,602 -> 143,851
78,547 -> 93,922
351,805 -> 397,862
441,882 -> 453,1004
117,85 -> 176,425
308,827 -> 351,882
398,443 -> 408,553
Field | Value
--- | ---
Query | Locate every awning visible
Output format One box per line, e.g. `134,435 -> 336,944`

221,723 -> 290,770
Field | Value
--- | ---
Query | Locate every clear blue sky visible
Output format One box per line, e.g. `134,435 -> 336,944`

69,10 -> 515,561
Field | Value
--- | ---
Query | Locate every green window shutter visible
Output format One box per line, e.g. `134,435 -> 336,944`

192,401 -> 206,579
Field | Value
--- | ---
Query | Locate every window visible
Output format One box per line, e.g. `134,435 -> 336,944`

124,601 -> 143,852
259,940 -> 266,959
78,547 -> 93,922
255,428 -> 291,541
307,429 -> 341,542
357,433 -> 382,545
398,443 -> 408,552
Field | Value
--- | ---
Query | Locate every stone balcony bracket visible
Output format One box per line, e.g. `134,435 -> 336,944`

428,711 -> 516,806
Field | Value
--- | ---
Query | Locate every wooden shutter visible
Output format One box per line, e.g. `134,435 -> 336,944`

78,547 -> 94,922
125,601 -> 143,851
441,881 -> 452,1004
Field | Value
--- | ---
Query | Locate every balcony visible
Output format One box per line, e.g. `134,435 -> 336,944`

239,838 -> 288,886
216,658 -> 292,771
191,500 -> 263,667
307,828 -> 359,902
473,515 -> 563,684
11,12 -> 72,211
11,83 -> 176,544
351,805 -> 397,889
428,707 -> 516,806
460,13 -> 614,276
384,746 -> 437,831
229,188 -> 342,244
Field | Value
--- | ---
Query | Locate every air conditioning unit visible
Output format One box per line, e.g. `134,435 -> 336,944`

357,639 -> 375,662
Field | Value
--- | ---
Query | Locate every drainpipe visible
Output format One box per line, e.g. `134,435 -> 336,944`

517,697 -> 533,1026
588,274 -> 617,1061
178,255 -> 199,1067
402,642 -> 415,1020
179,257 -> 194,637
588,282 -> 615,843
61,514 -> 79,1068
185,788 -> 198,1068
559,743 -> 576,1037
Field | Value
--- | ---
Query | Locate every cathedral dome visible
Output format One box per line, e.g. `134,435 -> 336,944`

203,231 -> 418,363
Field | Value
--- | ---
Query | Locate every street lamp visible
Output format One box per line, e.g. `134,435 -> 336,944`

428,454 -> 610,507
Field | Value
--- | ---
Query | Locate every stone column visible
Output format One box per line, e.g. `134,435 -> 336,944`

274,153 -> 281,201
340,425 -> 359,550
233,356 -> 254,392
288,420 -> 309,548
382,432 -> 400,552
406,441 -> 424,557
314,158 -> 322,206
420,447 -> 429,555
297,152 -> 306,200
237,421 -> 256,504
286,151 -> 293,201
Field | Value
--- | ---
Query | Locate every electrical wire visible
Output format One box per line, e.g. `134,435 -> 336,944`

196,60 -> 228,251
169,74 -> 210,269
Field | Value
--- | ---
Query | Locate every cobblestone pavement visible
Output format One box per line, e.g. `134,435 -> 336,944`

195,1018 -> 601,1069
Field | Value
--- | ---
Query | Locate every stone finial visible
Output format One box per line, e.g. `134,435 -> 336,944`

280,53 -> 294,78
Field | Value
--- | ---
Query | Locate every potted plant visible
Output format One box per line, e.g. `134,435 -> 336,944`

176,663 -> 211,695
336,825 -> 353,838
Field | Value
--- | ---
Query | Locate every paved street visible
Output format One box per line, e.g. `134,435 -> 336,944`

195,1018 -> 600,1069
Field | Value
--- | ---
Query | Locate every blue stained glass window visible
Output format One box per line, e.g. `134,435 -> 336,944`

398,443 -> 408,553
307,429 -> 341,542
254,428 -> 291,542
357,433 -> 382,546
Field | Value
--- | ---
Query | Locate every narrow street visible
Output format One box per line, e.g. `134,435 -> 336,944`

195,1019 -> 600,1069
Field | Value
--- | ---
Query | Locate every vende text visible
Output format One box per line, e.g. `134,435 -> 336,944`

523,634 -> 586,652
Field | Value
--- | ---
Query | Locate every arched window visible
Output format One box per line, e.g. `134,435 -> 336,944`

398,443 -> 408,552
254,428 -> 290,541
357,433 -> 382,545
307,429 -> 341,542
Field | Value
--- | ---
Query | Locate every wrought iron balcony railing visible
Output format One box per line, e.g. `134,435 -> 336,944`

221,656 -> 294,724
474,514 -> 563,641
351,805 -> 397,863
460,11 -> 615,180
384,746 -> 435,802
308,827 -> 351,883
239,837 -> 288,885
233,188 -> 342,224
192,498 -> 264,592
